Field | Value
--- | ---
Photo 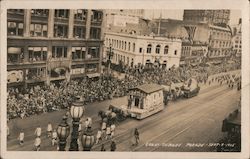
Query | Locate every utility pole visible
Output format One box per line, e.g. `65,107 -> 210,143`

107,44 -> 114,76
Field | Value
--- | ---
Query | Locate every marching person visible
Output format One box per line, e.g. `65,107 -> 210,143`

47,122 -> 53,137
34,125 -> 42,137
110,140 -> 116,151
134,128 -> 140,146
101,144 -> 106,151
110,124 -> 116,139
101,121 -> 107,138
78,119 -> 83,133
51,129 -> 58,146
85,118 -> 90,130
87,117 -> 92,128
96,129 -> 102,144
106,126 -> 111,140
18,130 -> 24,146
34,136 -> 41,151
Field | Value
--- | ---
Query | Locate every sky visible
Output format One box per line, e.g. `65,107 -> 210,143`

144,10 -> 241,26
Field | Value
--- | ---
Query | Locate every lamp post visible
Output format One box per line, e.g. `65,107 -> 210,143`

106,44 -> 114,76
81,126 -> 95,151
57,116 -> 70,151
69,97 -> 85,151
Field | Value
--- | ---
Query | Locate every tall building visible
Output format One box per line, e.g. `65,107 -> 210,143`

7,9 -> 104,87
231,18 -> 242,58
183,10 -> 230,27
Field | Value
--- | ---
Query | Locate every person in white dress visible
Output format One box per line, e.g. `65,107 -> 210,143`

110,124 -> 116,138
34,137 -> 41,151
18,130 -> 24,146
85,118 -> 90,130
101,121 -> 107,138
34,126 -> 42,137
51,129 -> 58,146
96,129 -> 102,144
47,122 -> 53,137
106,126 -> 111,140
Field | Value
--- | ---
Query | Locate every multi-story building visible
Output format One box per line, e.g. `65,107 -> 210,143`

7,9 -> 104,87
104,31 -> 182,69
183,10 -> 230,27
150,17 -> 232,64
208,24 -> 232,62
231,19 -> 242,58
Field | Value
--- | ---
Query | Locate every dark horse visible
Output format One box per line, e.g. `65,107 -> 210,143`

98,110 -> 107,121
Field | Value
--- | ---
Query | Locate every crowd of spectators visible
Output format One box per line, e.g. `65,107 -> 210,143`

7,60 -> 241,120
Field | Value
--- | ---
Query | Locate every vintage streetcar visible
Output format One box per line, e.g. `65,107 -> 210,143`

217,107 -> 241,152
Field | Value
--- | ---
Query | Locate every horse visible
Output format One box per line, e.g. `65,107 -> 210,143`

98,110 -> 107,121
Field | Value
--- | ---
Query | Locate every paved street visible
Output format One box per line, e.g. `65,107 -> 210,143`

7,77 -> 240,152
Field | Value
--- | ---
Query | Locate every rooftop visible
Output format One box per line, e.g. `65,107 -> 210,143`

133,84 -> 163,94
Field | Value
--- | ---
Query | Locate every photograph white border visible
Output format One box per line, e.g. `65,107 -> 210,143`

1,0 -> 249,159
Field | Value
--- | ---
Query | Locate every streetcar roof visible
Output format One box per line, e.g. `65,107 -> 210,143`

227,110 -> 241,125
132,84 -> 163,94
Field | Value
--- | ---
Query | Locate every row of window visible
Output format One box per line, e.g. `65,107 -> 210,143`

211,30 -> 231,40
113,53 -> 134,66
8,9 -> 102,22
106,38 -> 136,52
210,40 -> 231,48
209,50 -> 229,57
10,63 -> 99,81
7,46 -> 100,63
7,21 -> 100,39
106,38 -> 175,55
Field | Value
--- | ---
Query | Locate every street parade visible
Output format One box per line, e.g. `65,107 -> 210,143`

5,9 -> 243,153
7,60 -> 241,151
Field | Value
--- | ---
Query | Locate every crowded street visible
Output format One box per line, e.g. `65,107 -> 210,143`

7,72 -> 240,151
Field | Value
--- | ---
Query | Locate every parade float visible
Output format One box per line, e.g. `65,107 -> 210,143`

109,84 -> 164,119
181,78 -> 200,98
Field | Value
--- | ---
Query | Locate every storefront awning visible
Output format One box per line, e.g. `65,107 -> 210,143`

54,67 -> 66,74
8,47 -> 21,54
87,73 -> 100,78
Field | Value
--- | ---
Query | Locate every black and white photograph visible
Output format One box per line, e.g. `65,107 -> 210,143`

1,0 -> 249,159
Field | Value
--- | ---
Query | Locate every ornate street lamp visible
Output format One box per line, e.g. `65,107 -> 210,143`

107,44 -> 114,76
81,127 -> 95,151
69,97 -> 85,151
57,116 -> 70,151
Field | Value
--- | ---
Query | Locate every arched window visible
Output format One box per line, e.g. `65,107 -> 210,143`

124,41 -> 127,50
128,42 -> 131,51
164,45 -> 169,54
122,41 -> 124,50
147,44 -> 152,53
133,43 -> 135,52
156,45 -> 161,54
